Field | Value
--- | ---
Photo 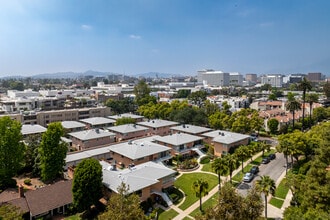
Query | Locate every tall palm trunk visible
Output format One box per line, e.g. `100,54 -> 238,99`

309,102 -> 313,129
199,188 -> 202,211
302,91 -> 306,131
218,173 -> 221,190
292,110 -> 295,128
264,194 -> 268,218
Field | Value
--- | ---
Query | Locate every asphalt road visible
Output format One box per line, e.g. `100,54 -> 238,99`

237,152 -> 286,196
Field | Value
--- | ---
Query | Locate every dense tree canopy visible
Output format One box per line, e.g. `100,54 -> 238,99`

267,118 -> 279,134
283,122 -> 330,219
72,158 -> 103,212
98,183 -> 145,220
0,203 -> 23,220
134,80 -> 156,106
105,97 -> 136,114
196,183 -> 263,220
0,116 -> 24,188
115,117 -> 136,126
39,122 -> 68,182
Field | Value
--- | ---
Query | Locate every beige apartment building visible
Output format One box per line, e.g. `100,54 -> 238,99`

0,106 -> 111,127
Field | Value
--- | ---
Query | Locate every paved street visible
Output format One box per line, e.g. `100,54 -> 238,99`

237,152 -> 286,196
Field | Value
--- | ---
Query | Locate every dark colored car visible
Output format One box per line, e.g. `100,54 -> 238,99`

268,153 -> 276,160
261,157 -> 270,164
250,166 -> 259,174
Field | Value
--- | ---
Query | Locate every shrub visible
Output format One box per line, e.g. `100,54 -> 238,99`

24,178 -> 32,185
200,156 -> 210,164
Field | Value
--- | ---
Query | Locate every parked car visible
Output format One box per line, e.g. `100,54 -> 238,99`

250,166 -> 259,174
268,153 -> 276,160
243,172 -> 254,182
261,157 -> 270,164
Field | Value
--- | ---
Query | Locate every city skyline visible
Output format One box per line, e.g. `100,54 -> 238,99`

1,0 -> 330,77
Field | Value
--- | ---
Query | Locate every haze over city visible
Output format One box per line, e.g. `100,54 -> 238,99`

1,0 -> 330,77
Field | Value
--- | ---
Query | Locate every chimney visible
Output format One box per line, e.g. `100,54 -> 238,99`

18,184 -> 24,198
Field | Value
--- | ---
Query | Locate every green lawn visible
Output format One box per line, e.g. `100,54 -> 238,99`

190,192 -> 219,217
269,197 -> 284,209
232,164 -> 253,182
183,217 -> 193,220
201,162 -> 213,173
158,208 -> 179,220
65,215 -> 81,220
175,172 -> 218,210
275,179 -> 290,199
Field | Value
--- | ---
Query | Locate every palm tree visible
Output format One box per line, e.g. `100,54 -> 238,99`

224,154 -> 239,183
298,77 -> 312,130
285,99 -> 301,129
192,179 -> 209,212
234,145 -> 249,173
258,141 -> 270,157
212,157 -> 229,190
305,93 -> 319,128
256,175 -> 276,219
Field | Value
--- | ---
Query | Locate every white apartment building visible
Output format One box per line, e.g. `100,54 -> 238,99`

229,72 -> 243,86
197,69 -> 230,86
260,74 -> 283,88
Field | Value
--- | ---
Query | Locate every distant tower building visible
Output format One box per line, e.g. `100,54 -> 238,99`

260,74 -> 283,88
307,72 -> 322,82
197,69 -> 230,86
229,72 -> 243,86
283,73 -> 306,84
245,74 -> 257,83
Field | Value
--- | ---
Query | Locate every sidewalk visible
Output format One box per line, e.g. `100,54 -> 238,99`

171,151 -> 264,220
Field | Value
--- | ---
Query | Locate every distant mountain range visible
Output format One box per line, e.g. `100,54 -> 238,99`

0,70 -> 184,79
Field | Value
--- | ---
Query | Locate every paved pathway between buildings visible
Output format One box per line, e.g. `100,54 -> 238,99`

169,150 -> 292,220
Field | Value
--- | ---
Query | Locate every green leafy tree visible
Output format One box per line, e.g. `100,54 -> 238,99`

323,81 -> 330,99
305,93 -> 319,128
258,140 -> 270,157
267,118 -> 279,134
116,117 -> 136,126
198,182 -> 243,220
98,182 -> 145,220
23,134 -> 41,175
0,203 -> 23,220
0,116 -> 24,188
192,179 -> 209,212
312,106 -> 330,122
243,186 -> 264,220
212,157 -> 229,190
285,99 -> 301,129
250,111 -> 264,134
203,100 -> 220,116
72,158 -> 103,212
208,111 -> 229,130
188,90 -> 208,107
105,98 -> 135,114
39,122 -> 68,182
298,77 -> 312,130
134,80 -> 156,106
256,175 -> 276,219
175,89 -> 191,98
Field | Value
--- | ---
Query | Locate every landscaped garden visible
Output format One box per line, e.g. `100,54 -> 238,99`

174,172 -> 218,210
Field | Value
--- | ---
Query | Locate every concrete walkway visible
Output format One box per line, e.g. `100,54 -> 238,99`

168,149 -> 292,220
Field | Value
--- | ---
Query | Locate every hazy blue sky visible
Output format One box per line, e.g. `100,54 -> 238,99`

1,0 -> 329,77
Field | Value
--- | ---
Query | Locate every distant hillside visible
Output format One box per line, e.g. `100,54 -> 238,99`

0,70 -> 185,79
135,72 -> 182,78
31,70 -> 119,79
